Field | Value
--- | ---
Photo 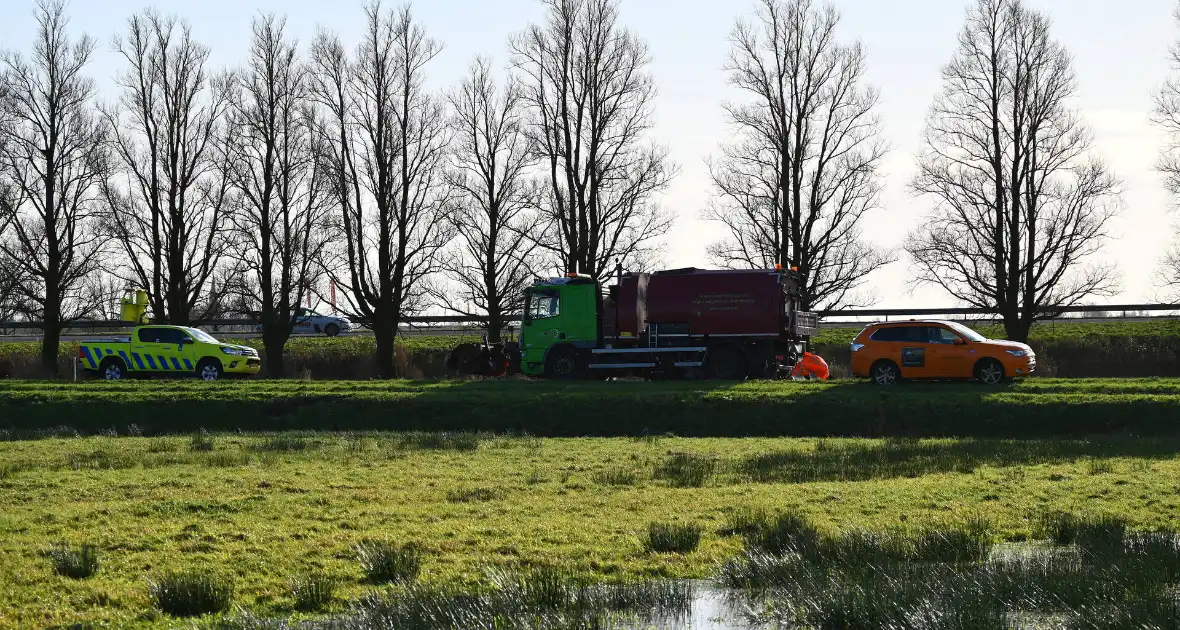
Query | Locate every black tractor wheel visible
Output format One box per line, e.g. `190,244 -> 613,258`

870,360 -> 900,386
705,343 -> 748,380
975,358 -> 1005,385
544,344 -> 586,380
197,358 -> 224,382
100,357 -> 127,381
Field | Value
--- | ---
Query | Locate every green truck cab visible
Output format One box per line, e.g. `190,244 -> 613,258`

520,275 -> 600,376
79,289 -> 261,381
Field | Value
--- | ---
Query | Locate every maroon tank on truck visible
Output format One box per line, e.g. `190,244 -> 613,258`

614,268 -> 788,338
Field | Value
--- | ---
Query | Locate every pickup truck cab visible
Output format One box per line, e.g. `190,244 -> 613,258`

79,325 -> 261,381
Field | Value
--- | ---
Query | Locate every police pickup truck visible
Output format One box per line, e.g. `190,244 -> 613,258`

79,325 -> 261,381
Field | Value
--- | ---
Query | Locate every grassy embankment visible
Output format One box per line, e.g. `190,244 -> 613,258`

3,378 -> 1180,437
3,431 -> 1180,628
3,319 -> 1180,378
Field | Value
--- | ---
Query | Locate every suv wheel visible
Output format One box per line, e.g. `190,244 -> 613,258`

325,323 -> 340,337
975,359 -> 1005,385
871,360 -> 900,386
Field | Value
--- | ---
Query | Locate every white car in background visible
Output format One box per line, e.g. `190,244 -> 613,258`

293,308 -> 351,337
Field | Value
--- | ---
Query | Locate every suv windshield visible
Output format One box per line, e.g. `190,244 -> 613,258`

944,321 -> 986,342
182,327 -> 219,344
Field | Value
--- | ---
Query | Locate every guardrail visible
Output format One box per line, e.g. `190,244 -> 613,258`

2,303 -> 1178,335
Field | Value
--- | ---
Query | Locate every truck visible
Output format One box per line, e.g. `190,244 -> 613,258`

78,289 -> 262,381
447,265 -> 819,380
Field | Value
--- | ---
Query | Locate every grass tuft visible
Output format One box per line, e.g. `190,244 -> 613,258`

148,570 -> 234,617
47,543 -> 99,579
445,487 -> 500,503
643,521 -> 702,554
653,452 -> 715,488
1037,510 -> 1128,549
189,428 -> 215,452
251,435 -> 317,453
743,510 -> 821,556
289,573 -> 336,612
396,431 -> 483,452
592,467 -> 640,486
356,541 -> 422,584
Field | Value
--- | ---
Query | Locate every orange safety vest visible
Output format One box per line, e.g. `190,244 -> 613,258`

790,352 -> 830,380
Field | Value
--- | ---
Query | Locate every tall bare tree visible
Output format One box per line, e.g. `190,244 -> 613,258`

436,57 -> 539,342
101,9 -> 232,325
310,2 -> 452,378
510,0 -> 675,279
0,1 -> 107,377
1153,1 -> 1180,296
224,15 -> 331,377
907,0 -> 1120,342
704,0 -> 891,310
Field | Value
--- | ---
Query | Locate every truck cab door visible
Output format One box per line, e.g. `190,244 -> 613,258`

132,327 -> 169,372
521,288 -> 564,374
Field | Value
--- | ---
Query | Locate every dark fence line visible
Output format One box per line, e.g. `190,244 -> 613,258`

4,303 -> 1180,330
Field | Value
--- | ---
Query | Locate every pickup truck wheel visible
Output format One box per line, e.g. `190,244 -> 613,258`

100,358 -> 126,381
325,324 -> 340,337
197,359 -> 223,382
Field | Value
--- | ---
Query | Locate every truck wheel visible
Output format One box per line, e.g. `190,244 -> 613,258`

975,358 -> 1005,385
544,345 -> 585,380
706,344 -> 748,380
325,324 -> 340,337
100,358 -> 127,381
871,360 -> 900,386
197,359 -> 223,382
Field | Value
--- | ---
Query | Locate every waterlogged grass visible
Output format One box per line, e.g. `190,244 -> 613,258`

721,511 -> 1180,629
4,433 -> 1180,627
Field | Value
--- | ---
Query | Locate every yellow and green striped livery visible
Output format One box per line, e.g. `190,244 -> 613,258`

80,326 -> 261,381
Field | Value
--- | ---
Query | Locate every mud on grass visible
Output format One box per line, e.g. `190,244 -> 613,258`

4,433 -> 1180,628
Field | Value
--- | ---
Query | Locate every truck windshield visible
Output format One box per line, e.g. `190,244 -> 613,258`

526,289 -> 560,321
182,327 -> 220,344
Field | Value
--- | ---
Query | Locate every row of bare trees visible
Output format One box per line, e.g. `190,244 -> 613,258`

0,0 -> 680,378
2,0 -> 1177,379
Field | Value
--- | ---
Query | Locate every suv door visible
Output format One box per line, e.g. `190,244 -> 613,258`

925,325 -> 972,378
869,325 -> 932,378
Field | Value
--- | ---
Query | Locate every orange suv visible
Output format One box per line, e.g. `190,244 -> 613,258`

849,320 -> 1035,385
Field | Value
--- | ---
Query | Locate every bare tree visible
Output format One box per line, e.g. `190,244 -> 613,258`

435,57 -> 540,342
906,0 -> 1120,342
510,0 -> 675,279
101,9 -> 232,325
310,2 -> 452,378
1152,1 -> 1180,296
0,1 -> 107,376
704,0 -> 891,310
224,15 -> 331,377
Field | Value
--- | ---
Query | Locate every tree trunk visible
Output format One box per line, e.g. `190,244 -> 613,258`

41,299 -> 61,379
373,309 -> 397,379
262,328 -> 287,379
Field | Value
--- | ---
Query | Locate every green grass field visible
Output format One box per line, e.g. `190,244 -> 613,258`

3,432 -> 1180,628
4,378 -> 1180,439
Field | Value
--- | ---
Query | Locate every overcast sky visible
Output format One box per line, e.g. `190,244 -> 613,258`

1,0 -> 1176,308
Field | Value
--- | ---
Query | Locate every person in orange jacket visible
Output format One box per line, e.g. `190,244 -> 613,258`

790,352 -> 830,380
